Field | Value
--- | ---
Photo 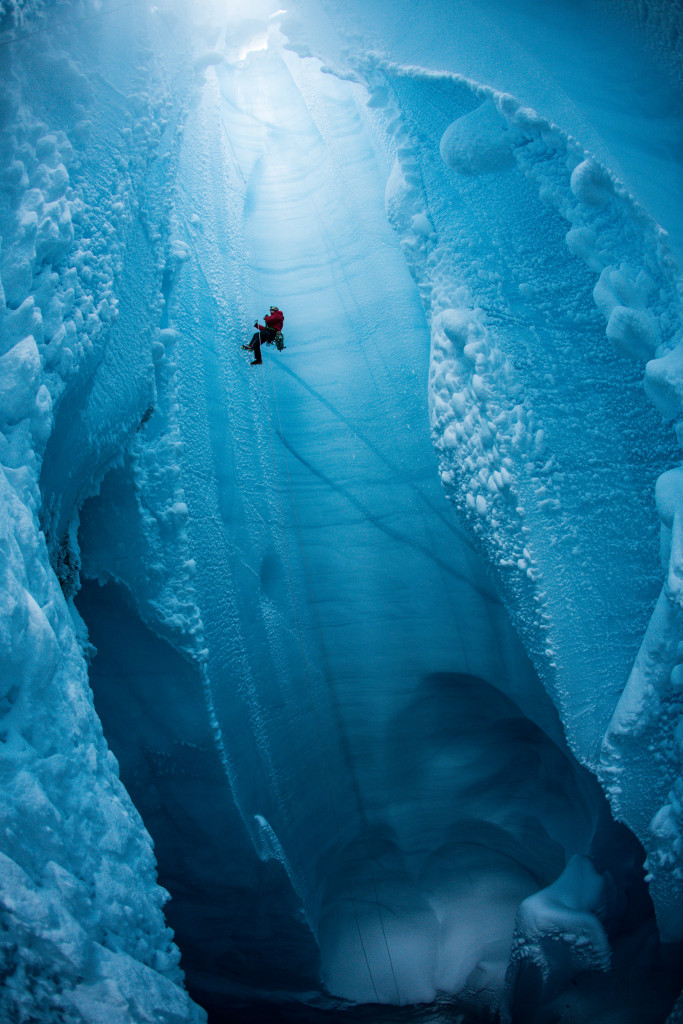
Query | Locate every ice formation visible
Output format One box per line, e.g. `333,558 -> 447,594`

1,0 -> 683,1022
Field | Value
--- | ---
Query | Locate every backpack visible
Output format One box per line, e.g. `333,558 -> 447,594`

274,330 -> 285,351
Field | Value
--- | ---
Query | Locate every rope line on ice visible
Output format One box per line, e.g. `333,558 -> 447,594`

220,114 -> 247,188
256,361 -> 380,1003
263,340 -> 403,1006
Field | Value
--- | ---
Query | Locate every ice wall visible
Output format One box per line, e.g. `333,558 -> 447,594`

291,0 -> 683,949
0,2 -> 206,1020
603,0 -> 683,94
75,22 -> 681,1018
1,1 -> 683,1022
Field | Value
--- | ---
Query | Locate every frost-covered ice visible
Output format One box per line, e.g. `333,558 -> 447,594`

1,0 -> 683,1022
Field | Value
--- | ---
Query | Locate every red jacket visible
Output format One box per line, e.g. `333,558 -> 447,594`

258,309 -> 284,332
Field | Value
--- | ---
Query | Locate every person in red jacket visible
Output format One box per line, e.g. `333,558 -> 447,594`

242,306 -> 285,365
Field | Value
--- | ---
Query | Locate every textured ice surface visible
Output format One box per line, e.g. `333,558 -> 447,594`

1,1 -> 683,1022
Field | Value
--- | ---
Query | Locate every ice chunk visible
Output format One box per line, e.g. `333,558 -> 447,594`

655,469 -> 683,596
655,468 -> 683,530
0,336 -> 41,424
169,240 -> 190,263
503,856 -> 610,1021
570,159 -> 613,207
645,344 -> 683,419
440,99 -> 515,176
410,212 -> 434,238
606,305 -> 660,361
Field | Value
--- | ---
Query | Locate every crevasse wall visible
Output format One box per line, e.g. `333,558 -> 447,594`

1,1 -> 683,1023
291,0 -> 683,946
308,0 -> 683,946
145,34 -> 651,1017
0,1 -> 207,1020
368,58 -> 683,937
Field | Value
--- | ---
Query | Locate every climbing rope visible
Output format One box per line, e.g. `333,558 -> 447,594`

257,360 -> 382,1003
264,354 -> 402,1004
220,113 -> 247,187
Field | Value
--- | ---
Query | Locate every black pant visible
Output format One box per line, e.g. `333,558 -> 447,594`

249,328 -> 276,363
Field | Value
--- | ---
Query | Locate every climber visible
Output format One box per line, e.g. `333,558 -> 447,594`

242,306 -> 285,365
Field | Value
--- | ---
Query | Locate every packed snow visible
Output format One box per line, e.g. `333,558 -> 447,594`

1,1 -> 683,1022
